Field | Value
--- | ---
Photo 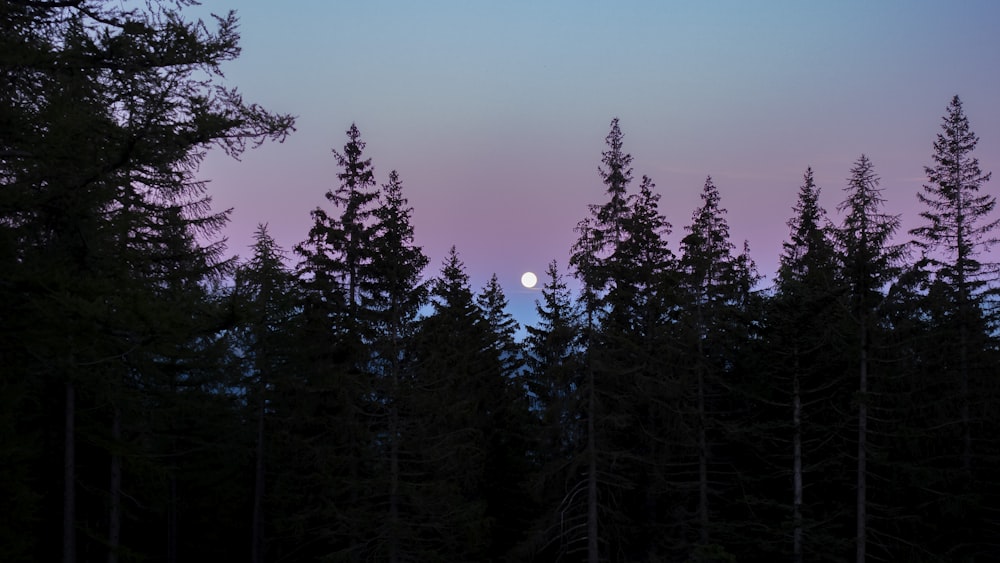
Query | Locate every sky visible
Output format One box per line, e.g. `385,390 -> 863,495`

189,0 -> 1000,329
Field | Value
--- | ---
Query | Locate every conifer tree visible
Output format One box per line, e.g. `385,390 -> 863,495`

568,118 -> 644,562
520,261 -> 588,560
406,247 -> 499,559
768,168 -> 850,561
477,273 -> 523,379
835,154 -> 903,563
903,96 -> 1000,559
232,224 -> 297,563
912,95 -> 997,472
0,2 -> 293,560
678,175 -> 737,553
526,260 -> 583,455
476,273 -> 537,556
359,169 -> 429,561
287,125 -> 382,559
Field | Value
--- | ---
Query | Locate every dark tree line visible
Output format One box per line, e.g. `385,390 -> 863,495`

3,3 -> 1000,562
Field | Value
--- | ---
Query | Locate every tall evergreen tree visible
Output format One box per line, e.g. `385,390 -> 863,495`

677,175 -> 737,555
568,118 -> 652,562
359,169 -> 429,562
521,261 -> 588,559
476,274 -> 537,557
835,154 -> 903,563
286,125 -> 382,559
231,224 -> 297,563
405,247 -> 515,559
902,96 -> 1000,559
0,2 -> 292,560
767,168 -> 851,561
912,95 -> 997,472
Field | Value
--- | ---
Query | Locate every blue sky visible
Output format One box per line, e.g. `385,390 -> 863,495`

190,0 -> 1000,327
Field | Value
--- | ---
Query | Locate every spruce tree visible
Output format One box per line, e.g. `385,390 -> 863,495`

0,2 -> 292,560
912,95 -> 997,472
767,168 -> 851,560
287,125 -> 383,559
475,274 -> 537,557
232,224 -> 297,563
677,175 -> 737,555
360,169 -> 429,562
406,247 -> 497,559
904,96 -> 1000,559
835,154 -> 903,563
568,118 -> 642,562
521,261 -> 588,559
477,273 -> 524,379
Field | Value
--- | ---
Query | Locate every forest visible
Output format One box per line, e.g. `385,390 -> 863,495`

2,2 -> 999,562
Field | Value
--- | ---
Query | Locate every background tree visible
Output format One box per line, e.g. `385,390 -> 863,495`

404,248 -> 502,559
231,224 -> 298,563
522,261 -> 588,560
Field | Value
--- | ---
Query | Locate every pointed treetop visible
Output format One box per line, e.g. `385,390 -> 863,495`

911,95 -> 997,291
431,246 -> 474,310
330,122 -> 377,210
836,154 -> 904,301
595,117 -> 634,242
779,167 -> 836,284
682,175 -> 733,259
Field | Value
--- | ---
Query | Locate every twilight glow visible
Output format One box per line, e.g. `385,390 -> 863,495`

191,0 -> 1000,326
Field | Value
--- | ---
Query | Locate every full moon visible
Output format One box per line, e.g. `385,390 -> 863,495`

520,272 -> 538,288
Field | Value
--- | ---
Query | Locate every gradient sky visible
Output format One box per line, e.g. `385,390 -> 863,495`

190,0 -> 1000,328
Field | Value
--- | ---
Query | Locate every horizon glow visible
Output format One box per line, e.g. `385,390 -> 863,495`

190,0 -> 1000,328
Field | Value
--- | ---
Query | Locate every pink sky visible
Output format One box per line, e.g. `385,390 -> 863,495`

191,1 -> 1000,326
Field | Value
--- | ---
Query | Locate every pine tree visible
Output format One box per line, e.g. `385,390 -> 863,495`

359,169 -> 429,562
903,96 -> 1000,559
287,125 -> 383,559
0,2 -> 292,560
576,117 -> 634,298
477,273 -> 523,379
767,168 -> 851,561
677,175 -> 737,555
406,247 -> 497,559
568,118 -> 644,562
835,154 -> 903,563
606,174 -> 681,560
912,95 -> 997,472
526,260 -> 582,456
232,224 -> 297,563
475,274 -> 537,557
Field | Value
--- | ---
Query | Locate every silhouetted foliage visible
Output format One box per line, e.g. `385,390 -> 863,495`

3,35 -> 999,562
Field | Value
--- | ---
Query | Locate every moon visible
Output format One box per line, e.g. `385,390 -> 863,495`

521,271 -> 538,288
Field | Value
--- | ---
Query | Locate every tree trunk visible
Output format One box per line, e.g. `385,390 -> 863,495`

792,352 -> 803,563
167,476 -> 177,563
697,361 -> 709,545
108,406 -> 122,563
388,406 -> 400,563
587,362 -> 599,563
696,301 -> 709,546
388,352 -> 401,563
63,380 -> 76,563
252,380 -> 266,563
958,304 -> 971,474
856,321 -> 867,563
